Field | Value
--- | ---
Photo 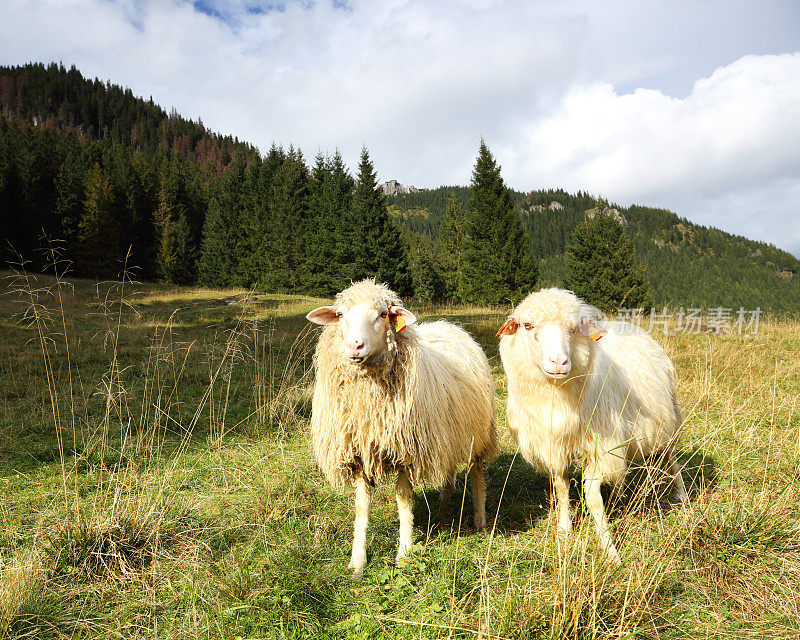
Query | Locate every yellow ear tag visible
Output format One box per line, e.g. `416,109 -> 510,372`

393,315 -> 407,333
588,329 -> 603,341
496,318 -> 518,337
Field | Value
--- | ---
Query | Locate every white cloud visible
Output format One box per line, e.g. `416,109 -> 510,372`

507,53 -> 800,253
1,0 -> 799,254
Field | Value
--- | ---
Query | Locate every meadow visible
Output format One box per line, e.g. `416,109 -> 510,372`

1,266 -> 799,639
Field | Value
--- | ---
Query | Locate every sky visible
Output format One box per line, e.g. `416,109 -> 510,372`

2,0 -> 800,255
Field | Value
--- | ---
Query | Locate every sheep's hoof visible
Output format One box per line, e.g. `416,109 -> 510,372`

348,557 -> 366,576
395,547 -> 410,565
605,546 -> 621,565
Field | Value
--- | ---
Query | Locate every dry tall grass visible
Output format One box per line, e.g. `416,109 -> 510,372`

0,265 -> 798,639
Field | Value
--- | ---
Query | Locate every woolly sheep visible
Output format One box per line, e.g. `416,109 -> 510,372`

497,288 -> 688,562
306,279 -> 498,575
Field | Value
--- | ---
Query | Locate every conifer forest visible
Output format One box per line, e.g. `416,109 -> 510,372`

2,62 -> 799,311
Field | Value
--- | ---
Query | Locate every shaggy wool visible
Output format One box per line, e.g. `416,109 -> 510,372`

310,281 -> 498,488
500,288 -> 683,484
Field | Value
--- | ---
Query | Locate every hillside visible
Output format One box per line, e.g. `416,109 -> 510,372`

390,187 -> 800,310
0,62 -> 261,279
1,61 -> 798,311
0,61 -> 255,166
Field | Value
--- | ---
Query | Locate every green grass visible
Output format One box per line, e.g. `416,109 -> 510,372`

1,267 -> 799,639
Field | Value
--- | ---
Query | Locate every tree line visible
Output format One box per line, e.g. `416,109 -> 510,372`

0,109 -> 540,304
0,115 -> 404,295
3,61 -> 798,311
392,186 -> 800,311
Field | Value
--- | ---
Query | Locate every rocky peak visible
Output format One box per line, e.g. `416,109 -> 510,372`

586,206 -> 626,225
382,179 -> 419,196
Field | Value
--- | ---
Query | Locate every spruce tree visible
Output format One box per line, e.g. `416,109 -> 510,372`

304,152 -> 332,294
104,143 -> 157,278
327,151 -> 357,290
305,150 -> 354,295
170,212 -> 197,285
459,140 -> 536,305
564,199 -> 651,311
53,147 -> 88,252
154,162 -> 199,284
77,162 -> 125,278
261,148 -> 309,292
236,156 -> 275,287
348,148 -> 411,295
409,237 -> 445,302
439,193 -> 465,300
157,210 -> 197,285
198,155 -> 247,287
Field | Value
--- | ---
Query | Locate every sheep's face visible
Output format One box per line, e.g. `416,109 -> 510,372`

306,301 -> 417,365
498,289 -> 606,381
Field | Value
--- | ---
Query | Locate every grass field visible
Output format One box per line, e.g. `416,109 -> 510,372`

1,267 -> 799,639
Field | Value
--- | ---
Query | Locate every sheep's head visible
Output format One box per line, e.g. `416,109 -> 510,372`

306,279 -> 417,366
497,288 -> 606,381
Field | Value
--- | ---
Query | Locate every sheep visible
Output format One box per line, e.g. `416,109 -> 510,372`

306,279 -> 498,575
497,288 -> 688,562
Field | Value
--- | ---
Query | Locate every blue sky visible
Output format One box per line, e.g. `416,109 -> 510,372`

2,0 -> 799,255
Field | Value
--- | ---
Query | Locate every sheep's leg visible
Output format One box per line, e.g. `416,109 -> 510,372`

666,448 -> 689,503
348,474 -> 372,576
396,469 -> 414,563
438,469 -> 456,522
552,470 -> 572,536
470,461 -> 487,530
583,473 -> 620,564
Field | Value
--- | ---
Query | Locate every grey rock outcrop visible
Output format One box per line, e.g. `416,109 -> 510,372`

382,180 -> 419,196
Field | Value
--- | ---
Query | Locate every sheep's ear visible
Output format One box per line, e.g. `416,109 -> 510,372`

389,305 -> 416,333
306,306 -> 340,325
496,317 -> 519,337
578,305 -> 607,341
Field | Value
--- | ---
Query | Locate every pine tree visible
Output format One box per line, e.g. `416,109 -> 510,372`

261,148 -> 309,292
304,151 -> 355,295
564,199 -> 651,311
77,162 -> 124,278
409,237 -> 445,302
154,161 -> 199,284
198,155 -> 247,287
348,147 -> 411,295
236,155 -> 276,287
459,140 -> 536,305
439,193 -> 465,300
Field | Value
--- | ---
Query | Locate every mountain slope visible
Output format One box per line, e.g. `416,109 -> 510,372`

390,187 -> 800,311
0,61 -> 256,170
1,62 -> 797,311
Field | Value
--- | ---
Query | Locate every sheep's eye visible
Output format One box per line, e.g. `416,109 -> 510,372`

523,323 -> 533,331
335,311 -> 342,318
379,311 -> 388,319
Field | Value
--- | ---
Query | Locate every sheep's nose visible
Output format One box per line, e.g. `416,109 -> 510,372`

346,341 -> 366,357
549,355 -> 569,366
